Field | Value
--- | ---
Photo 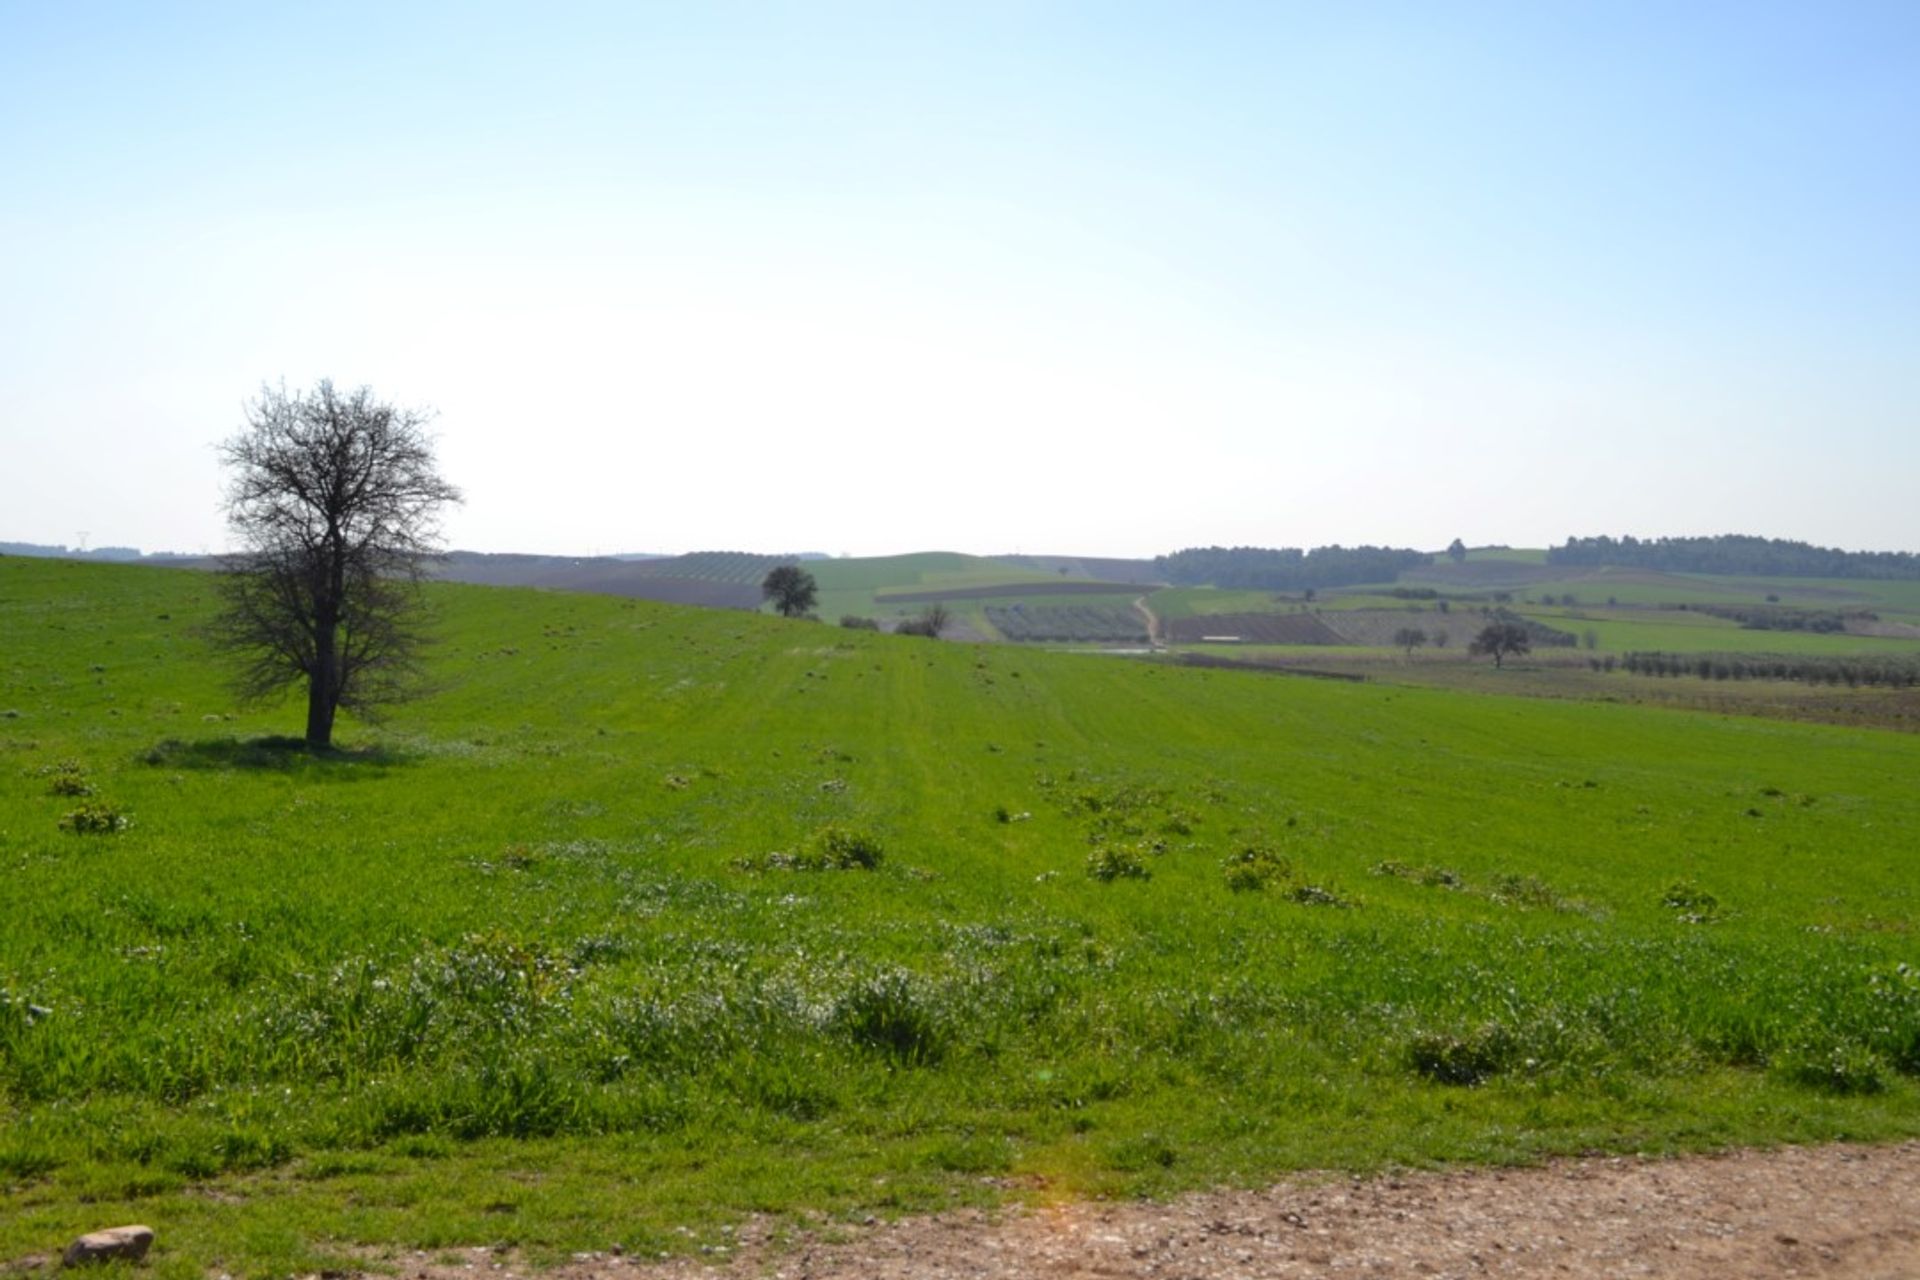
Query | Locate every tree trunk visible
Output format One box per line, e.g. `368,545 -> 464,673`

307,612 -> 339,749
305,679 -> 336,748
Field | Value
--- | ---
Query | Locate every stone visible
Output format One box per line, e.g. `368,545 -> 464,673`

62,1226 -> 154,1267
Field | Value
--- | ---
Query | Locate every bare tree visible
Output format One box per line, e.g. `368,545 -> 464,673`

896,603 -> 951,638
209,380 -> 462,749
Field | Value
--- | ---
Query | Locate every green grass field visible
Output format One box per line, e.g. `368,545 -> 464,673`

1143,587 -> 1284,618
4,558 -> 1919,1276
1512,608 -> 1920,656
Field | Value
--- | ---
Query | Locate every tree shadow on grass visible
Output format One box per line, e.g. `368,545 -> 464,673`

140,735 -> 412,773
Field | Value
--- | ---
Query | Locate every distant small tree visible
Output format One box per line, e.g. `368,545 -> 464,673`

1432,629 -> 1449,649
897,603 -> 951,638
1393,627 -> 1428,658
1447,538 -> 1468,564
839,615 -> 879,630
1468,622 -> 1532,668
761,565 -> 818,618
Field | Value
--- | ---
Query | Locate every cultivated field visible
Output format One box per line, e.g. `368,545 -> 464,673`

1161,612 -> 1344,645
984,603 -> 1148,644
3,558 -> 1919,1276
437,552 -> 781,610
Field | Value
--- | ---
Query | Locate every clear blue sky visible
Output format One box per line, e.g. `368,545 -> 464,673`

3,1 -> 1916,557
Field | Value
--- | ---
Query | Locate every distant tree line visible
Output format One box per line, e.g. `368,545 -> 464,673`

0,541 -> 146,560
1548,534 -> 1920,580
1156,544 -> 1431,591
1616,651 -> 1920,687
1688,603 -> 1871,633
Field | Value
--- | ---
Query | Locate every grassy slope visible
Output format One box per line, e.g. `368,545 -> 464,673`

3,558 -> 1919,1275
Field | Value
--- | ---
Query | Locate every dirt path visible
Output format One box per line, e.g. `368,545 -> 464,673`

409,1140 -> 1920,1280
1132,595 -> 1161,647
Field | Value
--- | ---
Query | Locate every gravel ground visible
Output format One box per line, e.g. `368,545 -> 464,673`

392,1139 -> 1920,1280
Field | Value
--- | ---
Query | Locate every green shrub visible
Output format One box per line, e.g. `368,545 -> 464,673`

59,803 -> 130,834
42,760 -> 92,797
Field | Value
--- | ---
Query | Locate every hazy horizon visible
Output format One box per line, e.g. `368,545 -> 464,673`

5,3 -> 1916,560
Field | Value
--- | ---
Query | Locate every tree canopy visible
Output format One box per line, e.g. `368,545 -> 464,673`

1468,622 -> 1532,668
761,565 -> 818,618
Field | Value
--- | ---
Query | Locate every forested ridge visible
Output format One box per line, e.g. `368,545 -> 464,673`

1549,534 -> 1920,580
1156,544 -> 1431,591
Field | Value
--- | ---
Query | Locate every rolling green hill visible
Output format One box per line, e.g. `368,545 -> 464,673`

806,553 -> 1114,634
3,557 -> 1918,1274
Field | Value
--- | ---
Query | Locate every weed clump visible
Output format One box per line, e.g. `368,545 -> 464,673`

1371,861 -> 1461,888
1773,1042 -> 1888,1096
1408,1024 -> 1515,1086
927,1132 -> 1013,1174
1107,1132 -> 1177,1171
1488,873 -> 1560,909
59,803 -> 130,835
1286,883 -> 1352,908
1222,844 -> 1292,893
1085,844 -> 1152,882
809,825 -> 884,869
41,760 -> 92,797
1864,964 -> 1920,1075
832,969 -> 946,1064
1662,881 -> 1720,924
736,826 -> 885,872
